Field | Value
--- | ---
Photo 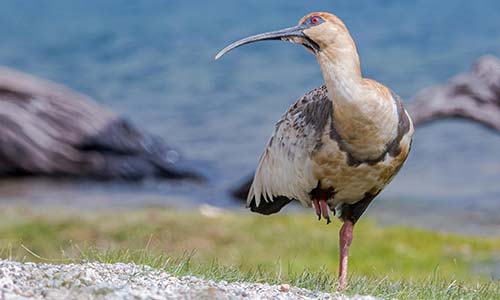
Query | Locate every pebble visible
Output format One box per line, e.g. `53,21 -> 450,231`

0,260 -> 379,300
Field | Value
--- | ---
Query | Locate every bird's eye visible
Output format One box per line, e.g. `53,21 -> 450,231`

311,17 -> 320,25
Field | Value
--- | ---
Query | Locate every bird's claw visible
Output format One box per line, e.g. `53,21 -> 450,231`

313,199 -> 332,225
313,199 -> 321,219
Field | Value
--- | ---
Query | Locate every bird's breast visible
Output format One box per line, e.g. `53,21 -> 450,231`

311,116 -> 413,206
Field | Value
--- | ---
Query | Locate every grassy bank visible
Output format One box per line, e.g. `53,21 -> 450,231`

0,207 -> 498,299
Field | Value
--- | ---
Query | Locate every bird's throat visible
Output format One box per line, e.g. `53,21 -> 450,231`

317,47 -> 363,106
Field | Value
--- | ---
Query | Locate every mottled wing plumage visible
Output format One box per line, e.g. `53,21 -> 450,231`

247,86 -> 330,213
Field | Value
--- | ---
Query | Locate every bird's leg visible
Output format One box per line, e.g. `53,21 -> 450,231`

312,198 -> 331,224
320,200 -> 331,224
338,220 -> 354,291
312,199 -> 321,220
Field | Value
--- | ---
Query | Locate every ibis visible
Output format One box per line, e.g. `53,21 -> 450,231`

215,12 -> 414,290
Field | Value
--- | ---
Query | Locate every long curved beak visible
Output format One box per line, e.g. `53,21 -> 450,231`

215,24 -> 316,60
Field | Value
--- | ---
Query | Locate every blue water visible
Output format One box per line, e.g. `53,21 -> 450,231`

0,0 -> 499,234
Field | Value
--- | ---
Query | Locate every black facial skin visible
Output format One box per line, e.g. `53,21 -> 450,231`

299,16 -> 325,53
302,16 -> 326,27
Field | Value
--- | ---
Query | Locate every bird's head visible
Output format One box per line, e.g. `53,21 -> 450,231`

215,12 -> 353,60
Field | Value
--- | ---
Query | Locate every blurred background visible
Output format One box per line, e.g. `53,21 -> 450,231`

0,0 -> 499,235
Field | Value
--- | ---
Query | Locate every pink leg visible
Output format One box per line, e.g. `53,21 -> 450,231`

320,200 -> 331,224
312,199 -> 321,220
338,220 -> 354,291
312,199 -> 331,224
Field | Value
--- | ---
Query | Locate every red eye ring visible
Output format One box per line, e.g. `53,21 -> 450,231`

311,16 -> 320,24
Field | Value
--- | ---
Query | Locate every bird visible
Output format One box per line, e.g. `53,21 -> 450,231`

215,12 -> 414,290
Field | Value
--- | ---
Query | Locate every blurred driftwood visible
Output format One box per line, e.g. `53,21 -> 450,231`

0,66 -> 202,181
231,55 -> 500,201
409,55 -> 500,130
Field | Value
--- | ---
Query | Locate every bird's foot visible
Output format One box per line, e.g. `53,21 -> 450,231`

312,199 -> 333,224
337,279 -> 348,291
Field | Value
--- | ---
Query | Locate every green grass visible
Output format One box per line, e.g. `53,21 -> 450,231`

0,207 -> 498,299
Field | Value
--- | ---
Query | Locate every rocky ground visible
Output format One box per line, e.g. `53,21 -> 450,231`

0,260 -> 377,300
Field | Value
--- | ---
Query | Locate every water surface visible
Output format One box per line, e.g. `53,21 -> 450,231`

0,0 -> 499,234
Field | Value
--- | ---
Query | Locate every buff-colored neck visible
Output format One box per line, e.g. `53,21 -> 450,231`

316,38 -> 398,159
317,44 -> 363,105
